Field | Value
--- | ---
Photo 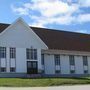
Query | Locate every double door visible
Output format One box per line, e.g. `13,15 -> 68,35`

27,61 -> 38,74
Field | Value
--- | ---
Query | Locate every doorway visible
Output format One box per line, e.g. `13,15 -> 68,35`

27,61 -> 38,74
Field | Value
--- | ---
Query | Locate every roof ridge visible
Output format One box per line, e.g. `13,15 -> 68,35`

0,23 -> 89,36
31,27 -> 90,36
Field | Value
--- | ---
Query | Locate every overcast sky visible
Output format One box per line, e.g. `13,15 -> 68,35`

0,0 -> 90,33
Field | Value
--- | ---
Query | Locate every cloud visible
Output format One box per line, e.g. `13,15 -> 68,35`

75,29 -> 88,33
11,0 -> 90,27
11,5 -> 29,15
29,14 -> 76,27
29,0 -> 78,17
77,14 -> 90,23
79,0 -> 90,7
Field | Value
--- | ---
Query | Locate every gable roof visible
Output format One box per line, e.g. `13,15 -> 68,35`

0,23 -> 90,52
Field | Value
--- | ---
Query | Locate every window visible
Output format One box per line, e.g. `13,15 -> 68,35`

42,70 -> 45,74
26,49 -> 37,60
70,70 -> 75,74
69,55 -> 75,65
83,56 -> 88,66
10,67 -> 15,72
1,67 -> 6,72
55,70 -> 60,74
10,48 -> 16,58
41,54 -> 44,65
0,47 -> 6,58
33,49 -> 37,60
27,49 -> 30,59
84,70 -> 88,74
55,55 -> 60,65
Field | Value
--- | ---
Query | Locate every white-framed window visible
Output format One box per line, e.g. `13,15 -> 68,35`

54,55 -> 60,65
26,48 -> 37,60
0,47 -> 6,58
10,67 -> 15,72
1,67 -> 6,72
83,56 -> 88,74
69,55 -> 75,74
10,48 -> 16,59
83,56 -> 88,66
69,55 -> 75,65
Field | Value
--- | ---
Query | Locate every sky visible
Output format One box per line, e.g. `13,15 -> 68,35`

0,0 -> 90,33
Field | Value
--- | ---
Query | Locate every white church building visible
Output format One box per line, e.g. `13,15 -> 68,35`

0,18 -> 90,77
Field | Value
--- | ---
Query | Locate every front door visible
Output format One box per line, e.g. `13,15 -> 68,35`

27,61 -> 38,74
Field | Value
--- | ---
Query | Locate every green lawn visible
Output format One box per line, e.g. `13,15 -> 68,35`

0,77 -> 90,87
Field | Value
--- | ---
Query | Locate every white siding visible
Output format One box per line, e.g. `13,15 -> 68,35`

16,48 -> 26,73
88,57 -> 90,74
44,54 -> 55,74
0,19 -> 48,73
75,56 -> 83,74
6,47 -> 10,72
0,20 -> 47,49
60,55 -> 70,74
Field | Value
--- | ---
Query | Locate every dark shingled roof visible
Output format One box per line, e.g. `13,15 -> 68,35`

0,23 -> 90,52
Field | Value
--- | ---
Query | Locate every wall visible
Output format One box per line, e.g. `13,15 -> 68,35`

0,20 -> 47,49
88,57 -> 90,74
43,50 -> 90,75
0,19 -> 48,74
75,56 -> 83,74
16,48 -> 26,73
44,54 -> 55,74
60,55 -> 70,74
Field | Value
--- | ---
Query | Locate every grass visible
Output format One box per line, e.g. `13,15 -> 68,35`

0,77 -> 90,87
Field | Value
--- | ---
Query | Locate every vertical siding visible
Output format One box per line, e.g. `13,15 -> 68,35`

44,54 -> 55,74
75,56 -> 83,74
60,55 -> 70,74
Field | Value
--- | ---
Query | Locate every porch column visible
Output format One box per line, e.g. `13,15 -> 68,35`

6,47 -> 10,72
37,49 -> 42,74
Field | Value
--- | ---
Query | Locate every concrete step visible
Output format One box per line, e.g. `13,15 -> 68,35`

27,74 -> 42,78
